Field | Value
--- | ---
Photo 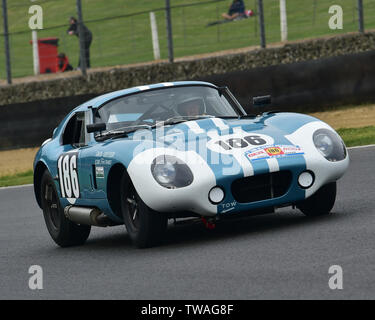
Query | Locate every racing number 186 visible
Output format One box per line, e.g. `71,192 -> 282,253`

57,154 -> 80,199
215,135 -> 267,151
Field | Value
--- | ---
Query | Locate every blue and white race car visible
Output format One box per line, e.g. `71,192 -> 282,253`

33,81 -> 349,248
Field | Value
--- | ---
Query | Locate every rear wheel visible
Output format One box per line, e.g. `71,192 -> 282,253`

120,173 -> 167,248
40,171 -> 91,247
297,182 -> 337,217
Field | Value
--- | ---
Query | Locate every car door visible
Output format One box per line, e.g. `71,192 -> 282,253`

56,111 -> 88,204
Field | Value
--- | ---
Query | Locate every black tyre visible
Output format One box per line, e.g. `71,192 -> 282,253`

40,171 -> 91,247
120,172 -> 167,248
297,182 -> 337,217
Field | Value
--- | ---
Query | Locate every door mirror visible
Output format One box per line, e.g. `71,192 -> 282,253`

87,123 -> 106,133
253,95 -> 271,107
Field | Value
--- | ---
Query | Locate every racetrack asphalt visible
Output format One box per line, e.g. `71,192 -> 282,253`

0,147 -> 374,300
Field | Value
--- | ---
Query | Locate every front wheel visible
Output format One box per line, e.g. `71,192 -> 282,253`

120,173 -> 167,248
40,171 -> 91,247
297,182 -> 337,217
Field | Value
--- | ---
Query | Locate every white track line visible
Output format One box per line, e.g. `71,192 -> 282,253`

0,145 -> 374,191
0,184 -> 33,191
347,144 -> 375,150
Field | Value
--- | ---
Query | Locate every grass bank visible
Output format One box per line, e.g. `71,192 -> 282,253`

0,170 -> 33,188
337,126 -> 375,147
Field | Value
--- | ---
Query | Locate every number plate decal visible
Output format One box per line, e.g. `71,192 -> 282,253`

207,132 -> 274,154
57,152 -> 80,202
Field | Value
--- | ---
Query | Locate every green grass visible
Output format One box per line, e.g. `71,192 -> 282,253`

1,0 -> 375,78
0,126 -> 374,187
337,126 -> 375,147
0,170 -> 33,187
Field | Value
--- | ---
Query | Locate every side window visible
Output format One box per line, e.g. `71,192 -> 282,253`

62,112 -> 86,147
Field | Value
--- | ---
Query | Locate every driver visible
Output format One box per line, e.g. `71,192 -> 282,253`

177,97 -> 205,117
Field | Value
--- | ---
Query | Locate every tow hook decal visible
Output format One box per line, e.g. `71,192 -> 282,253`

220,200 -> 237,213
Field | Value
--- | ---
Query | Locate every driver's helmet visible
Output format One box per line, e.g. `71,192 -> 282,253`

177,97 -> 205,117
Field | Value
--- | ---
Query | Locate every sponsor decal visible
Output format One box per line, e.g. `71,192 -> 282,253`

95,159 -> 112,166
245,145 -> 304,162
95,151 -> 115,158
265,147 -> 284,156
95,166 -> 105,179
95,151 -> 115,166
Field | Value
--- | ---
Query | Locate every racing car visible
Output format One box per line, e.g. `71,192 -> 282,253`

33,81 -> 349,248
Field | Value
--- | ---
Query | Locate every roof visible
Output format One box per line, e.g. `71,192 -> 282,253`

75,81 -> 217,112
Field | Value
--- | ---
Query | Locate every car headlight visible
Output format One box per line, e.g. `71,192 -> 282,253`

313,129 -> 347,161
151,155 -> 194,189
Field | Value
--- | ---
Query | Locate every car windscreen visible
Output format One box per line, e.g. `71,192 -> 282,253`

95,86 -> 240,131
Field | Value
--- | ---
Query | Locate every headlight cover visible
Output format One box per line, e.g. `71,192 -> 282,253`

313,129 -> 347,161
151,155 -> 194,189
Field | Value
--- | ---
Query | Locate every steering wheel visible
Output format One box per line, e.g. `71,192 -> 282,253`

135,103 -> 179,124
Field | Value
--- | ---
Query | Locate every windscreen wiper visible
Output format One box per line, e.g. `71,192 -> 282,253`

155,115 -> 215,127
95,124 -> 153,141
103,116 -> 212,140
214,115 -> 257,119
239,114 -> 257,119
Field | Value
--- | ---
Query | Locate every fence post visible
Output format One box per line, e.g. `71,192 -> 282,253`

1,0 -> 12,84
76,0 -> 87,76
312,0 -> 317,26
149,12 -> 161,60
32,30 -> 40,75
279,0 -> 287,42
257,0 -> 266,48
357,0 -> 364,33
165,0 -> 174,63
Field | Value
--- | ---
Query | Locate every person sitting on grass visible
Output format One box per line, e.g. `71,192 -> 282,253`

222,0 -> 246,20
57,53 -> 73,72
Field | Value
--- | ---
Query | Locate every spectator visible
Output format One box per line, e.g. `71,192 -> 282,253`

57,53 -> 73,72
67,16 -> 92,69
222,0 -> 245,20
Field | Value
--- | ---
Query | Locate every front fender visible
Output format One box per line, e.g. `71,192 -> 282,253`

127,148 -> 218,215
285,120 -> 349,198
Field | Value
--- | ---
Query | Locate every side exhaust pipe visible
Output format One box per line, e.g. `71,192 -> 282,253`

64,206 -> 112,227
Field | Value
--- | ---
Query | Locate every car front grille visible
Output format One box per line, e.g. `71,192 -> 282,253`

231,171 -> 292,203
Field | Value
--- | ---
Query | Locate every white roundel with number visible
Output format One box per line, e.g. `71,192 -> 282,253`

207,131 -> 274,154
57,152 -> 80,204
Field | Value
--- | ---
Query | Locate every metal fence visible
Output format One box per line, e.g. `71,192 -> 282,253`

0,0 -> 374,84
